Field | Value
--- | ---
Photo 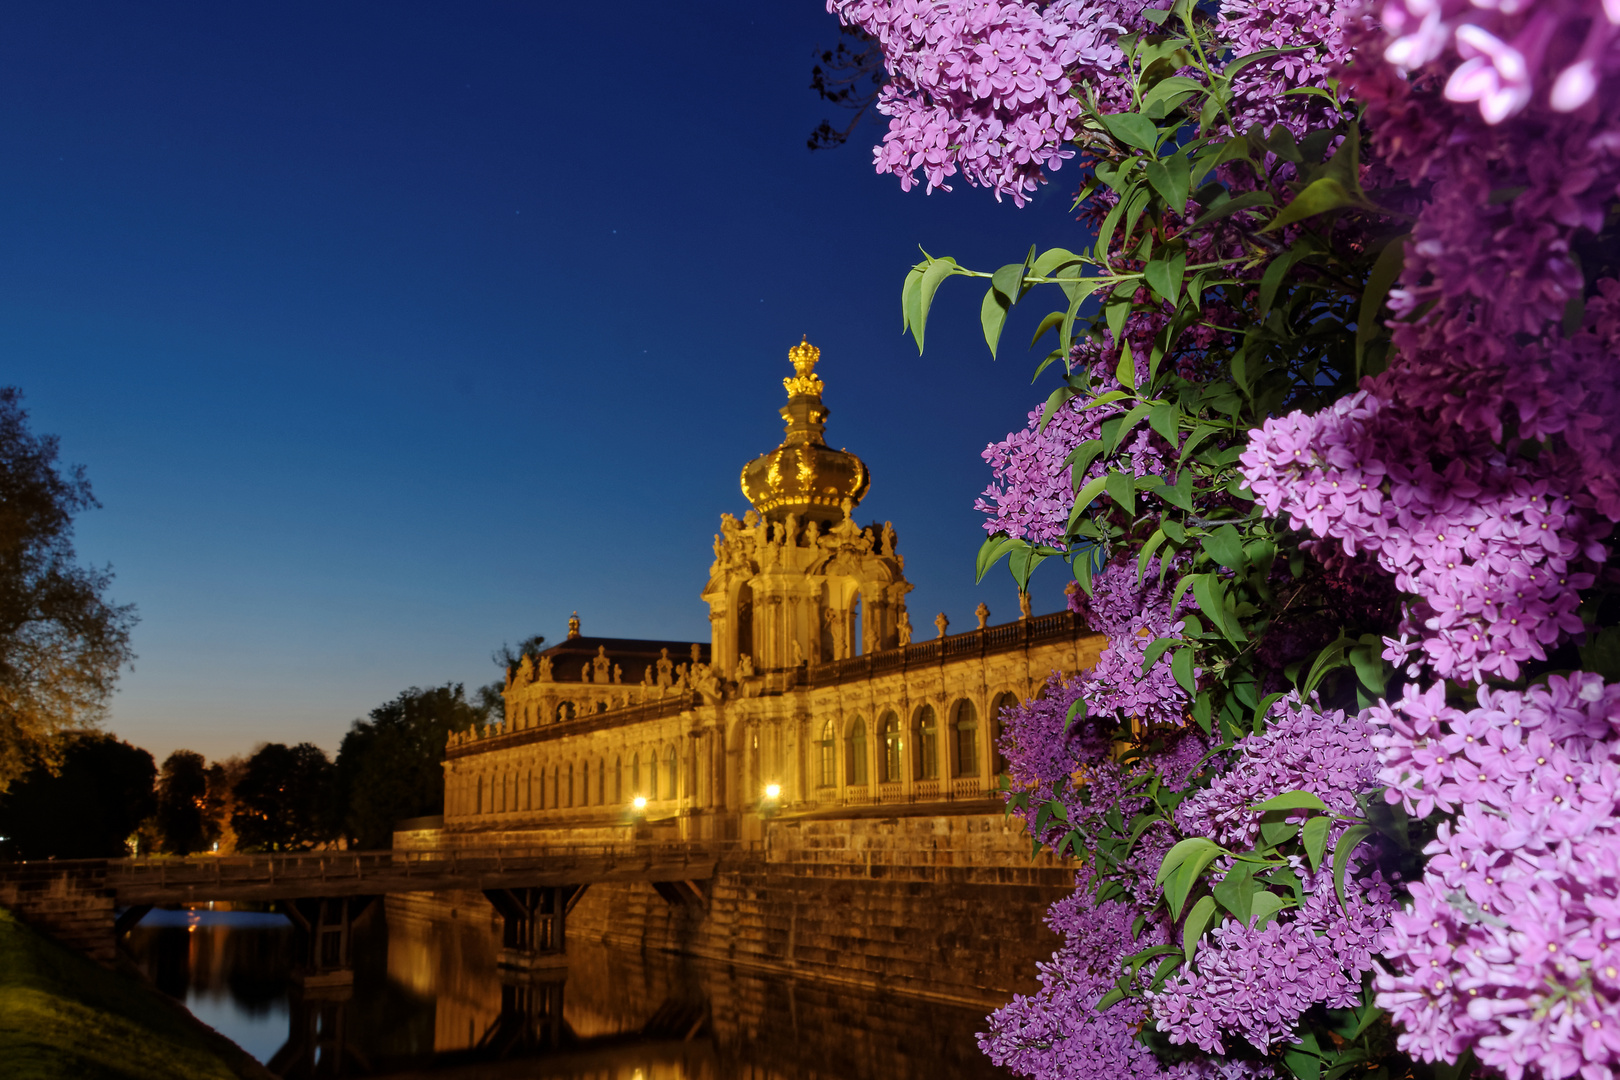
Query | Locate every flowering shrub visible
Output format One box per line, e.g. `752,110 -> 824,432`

824,0 -> 1620,1078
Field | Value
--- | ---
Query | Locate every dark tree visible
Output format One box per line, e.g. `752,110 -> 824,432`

807,23 -> 885,151
335,683 -> 482,849
0,387 -> 138,791
230,742 -> 337,852
0,732 -> 155,858
156,749 -> 218,855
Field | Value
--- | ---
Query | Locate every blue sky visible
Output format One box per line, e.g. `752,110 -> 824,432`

2,3 -> 1090,762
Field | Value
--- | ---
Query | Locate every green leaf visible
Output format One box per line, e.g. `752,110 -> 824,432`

1165,841 -> 1221,921
1144,249 -> 1188,305
1252,791 -> 1328,813
1039,384 -> 1078,433
1095,988 -> 1127,1013
1032,247 -> 1086,277
1064,697 -> 1087,733
1068,474 -> 1110,529
992,259 -> 1028,304
1198,524 -> 1247,572
1259,817 -> 1299,846
1066,439 -> 1106,489
981,285 -> 1012,359
1140,634 -> 1178,674
1258,245 -> 1310,318
1182,894 -> 1217,962
1250,889 -> 1285,929
1114,344 -> 1137,398
1105,470 -> 1136,515
1356,235 -> 1407,376
1137,528 -> 1170,585
1212,860 -> 1257,923
1156,836 -> 1221,887
1348,641 -> 1387,694
1580,625 -> 1620,681
1332,824 -> 1372,908
1160,518 -> 1186,544
1301,635 -> 1352,696
1171,647 -> 1196,694
1148,401 -> 1178,443
1190,573 -> 1246,643
1262,177 -> 1363,233
1143,76 -> 1205,113
975,535 -> 1020,584
1101,112 -> 1159,151
1008,543 -> 1049,590
1285,1049 -> 1323,1080
1030,310 -> 1067,353
1192,190 -> 1274,228
1144,154 -> 1192,211
904,255 -> 960,352
1301,815 -> 1330,871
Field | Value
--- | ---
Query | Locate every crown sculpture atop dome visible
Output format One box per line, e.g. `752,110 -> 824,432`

740,337 -> 870,525
783,336 -> 824,397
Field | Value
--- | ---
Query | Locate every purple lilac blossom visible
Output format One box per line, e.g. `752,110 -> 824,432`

1370,674 -> 1620,1080
1153,697 -> 1397,1053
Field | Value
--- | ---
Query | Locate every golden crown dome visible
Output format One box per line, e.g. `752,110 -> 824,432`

741,337 -> 870,524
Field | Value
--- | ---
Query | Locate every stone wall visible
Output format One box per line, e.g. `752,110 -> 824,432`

0,859 -> 117,966
563,810 -> 1072,1008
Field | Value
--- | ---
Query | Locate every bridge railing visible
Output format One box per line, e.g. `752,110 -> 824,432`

1,839 -> 753,890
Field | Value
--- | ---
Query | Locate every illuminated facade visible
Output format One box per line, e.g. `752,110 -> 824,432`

441,339 -> 1103,840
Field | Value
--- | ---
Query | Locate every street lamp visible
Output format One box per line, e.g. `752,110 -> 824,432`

632,796 -> 647,811
764,783 -> 781,800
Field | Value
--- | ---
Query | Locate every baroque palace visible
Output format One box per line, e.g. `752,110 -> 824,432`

438,338 -> 1103,842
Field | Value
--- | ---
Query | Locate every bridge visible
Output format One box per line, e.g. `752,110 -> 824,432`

0,840 -> 727,971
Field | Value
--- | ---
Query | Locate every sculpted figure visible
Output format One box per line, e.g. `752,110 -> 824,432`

580,660 -> 593,684
644,665 -> 654,686
792,637 -> 805,667
897,609 -> 912,647
593,645 -> 611,683
935,612 -> 950,639
825,607 -> 847,660
657,647 -> 674,688
976,602 -> 990,630
516,655 -> 534,686
785,512 -> 800,547
738,652 -> 755,677
691,642 -> 702,665
881,521 -> 897,557
804,519 -> 821,544
537,655 -> 554,682
612,663 -> 622,684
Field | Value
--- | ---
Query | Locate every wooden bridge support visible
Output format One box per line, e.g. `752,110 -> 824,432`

484,884 -> 587,969
477,973 -> 568,1058
282,895 -> 376,987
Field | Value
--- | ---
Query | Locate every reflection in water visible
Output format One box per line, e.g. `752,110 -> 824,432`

124,898 -> 1003,1080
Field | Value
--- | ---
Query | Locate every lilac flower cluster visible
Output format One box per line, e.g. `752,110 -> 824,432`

976,357 -> 1177,546
1369,674 -> 1620,1079
826,0 -> 1140,204
1073,558 -> 1199,729
1377,0 -> 1620,121
1177,695 -> 1377,848
983,887 -> 1276,1080
1152,697 -> 1397,1053
1240,379 -> 1602,685
1152,865 -> 1397,1054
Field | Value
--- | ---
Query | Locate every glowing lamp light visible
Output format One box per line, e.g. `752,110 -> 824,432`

632,796 -> 648,810
764,783 -> 782,800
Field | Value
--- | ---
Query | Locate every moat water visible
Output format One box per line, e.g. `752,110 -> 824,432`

124,902 -> 1007,1079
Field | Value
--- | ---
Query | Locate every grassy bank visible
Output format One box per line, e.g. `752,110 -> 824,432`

0,905 -> 245,1080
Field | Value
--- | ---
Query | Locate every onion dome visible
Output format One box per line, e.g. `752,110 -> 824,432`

740,337 -> 869,525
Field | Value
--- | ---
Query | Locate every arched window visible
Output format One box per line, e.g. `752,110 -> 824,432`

879,710 -> 902,782
846,717 -> 868,786
551,766 -> 560,809
598,759 -> 607,804
952,699 -> 979,777
914,705 -> 938,780
523,769 -> 533,811
476,775 -> 485,815
632,752 -> 642,795
614,756 -> 623,802
991,692 -> 1019,778
817,720 -> 836,788
664,746 -> 678,800
566,764 -> 575,808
